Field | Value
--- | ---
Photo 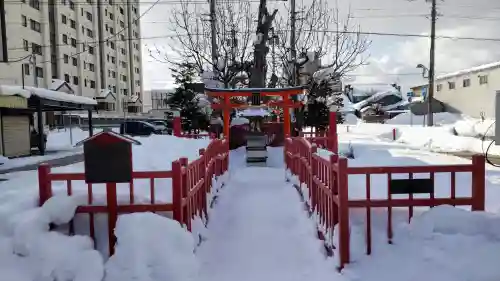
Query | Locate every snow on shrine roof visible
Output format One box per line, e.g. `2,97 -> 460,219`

205,86 -> 306,93
23,86 -> 97,105
238,107 -> 271,117
0,85 -> 31,98
75,129 -> 142,147
230,117 -> 249,126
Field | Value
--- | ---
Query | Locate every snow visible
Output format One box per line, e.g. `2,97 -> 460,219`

341,206 -> 500,281
196,165 -> 345,281
2,108 -> 500,281
230,117 -> 249,127
238,107 -> 270,117
0,195 -> 104,281
0,85 -> 31,98
104,213 -> 198,281
436,60 -> 500,81
24,86 -> 97,105
386,112 -> 461,126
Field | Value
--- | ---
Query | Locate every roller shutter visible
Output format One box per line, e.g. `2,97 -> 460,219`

3,115 -> 30,157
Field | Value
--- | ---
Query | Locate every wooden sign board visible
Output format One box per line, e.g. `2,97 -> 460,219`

389,178 -> 434,194
83,141 -> 132,184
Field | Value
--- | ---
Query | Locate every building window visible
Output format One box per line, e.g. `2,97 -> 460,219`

29,0 -> 40,10
90,80 -> 96,89
109,27 -> 114,34
62,34 -> 68,44
87,28 -> 93,38
479,75 -> 488,85
64,54 -> 69,63
35,67 -> 43,78
73,76 -> 79,85
110,42 -> 115,50
22,15 -> 27,27
120,21 -> 124,28
463,78 -> 470,88
23,64 -> 30,75
71,38 -> 77,47
109,12 -> 114,20
31,43 -> 42,55
121,75 -> 127,82
72,57 -> 77,66
448,81 -> 455,90
62,15 -> 67,24
121,48 -> 126,55
64,74 -> 70,83
86,12 -> 93,22
120,7 -> 124,14
70,19 -> 76,29
89,46 -> 94,54
30,19 -> 41,33
23,40 -> 29,51
436,84 -> 442,92
111,56 -> 116,63
69,0 -> 75,10
84,79 -> 87,87
89,63 -> 95,72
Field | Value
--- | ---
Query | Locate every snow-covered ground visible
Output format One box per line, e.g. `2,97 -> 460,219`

314,112 -> 499,156
1,116 -> 500,281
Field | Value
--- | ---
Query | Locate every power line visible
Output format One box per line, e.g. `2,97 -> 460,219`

8,28 -> 500,55
1,0 -> 286,5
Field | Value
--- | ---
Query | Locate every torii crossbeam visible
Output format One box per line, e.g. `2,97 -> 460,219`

206,86 -> 305,142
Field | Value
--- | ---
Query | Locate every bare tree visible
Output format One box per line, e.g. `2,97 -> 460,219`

274,0 -> 371,85
150,0 -> 256,88
249,0 -> 278,88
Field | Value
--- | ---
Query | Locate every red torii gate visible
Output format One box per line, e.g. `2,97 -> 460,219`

205,86 -> 305,141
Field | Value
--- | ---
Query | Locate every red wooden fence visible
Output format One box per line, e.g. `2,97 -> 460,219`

38,138 -> 229,256
285,137 -> 486,270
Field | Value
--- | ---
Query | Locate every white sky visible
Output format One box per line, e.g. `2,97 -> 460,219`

139,0 -> 500,96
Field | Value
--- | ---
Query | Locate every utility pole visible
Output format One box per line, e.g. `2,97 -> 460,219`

209,0 -> 218,74
289,0 -> 297,86
427,0 -> 437,126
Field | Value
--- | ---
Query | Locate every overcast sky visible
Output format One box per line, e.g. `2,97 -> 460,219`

139,0 -> 500,95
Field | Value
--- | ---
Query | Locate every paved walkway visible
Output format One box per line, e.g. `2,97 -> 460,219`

0,153 -> 83,174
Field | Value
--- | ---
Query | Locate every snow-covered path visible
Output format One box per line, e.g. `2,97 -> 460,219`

196,167 -> 345,281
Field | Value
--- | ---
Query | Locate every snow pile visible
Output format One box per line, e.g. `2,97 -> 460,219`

0,195 -> 104,281
454,118 -> 495,138
230,117 -> 249,127
386,112 -> 462,126
342,206 -> 500,281
105,213 -> 199,281
343,113 -> 359,125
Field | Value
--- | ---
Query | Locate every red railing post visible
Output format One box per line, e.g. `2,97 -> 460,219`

310,144 -> 317,195
471,154 -> 486,211
199,148 -> 208,219
180,157 -> 191,231
38,163 -> 52,206
337,157 -> 350,270
329,111 -> 338,154
172,160 -> 183,224
106,182 -> 118,256
330,154 -> 339,227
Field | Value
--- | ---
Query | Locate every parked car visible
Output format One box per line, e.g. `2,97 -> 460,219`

120,121 -> 162,136
148,120 -> 173,135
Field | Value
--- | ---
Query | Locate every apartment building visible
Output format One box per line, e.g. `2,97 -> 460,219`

0,0 -> 144,113
411,61 -> 500,118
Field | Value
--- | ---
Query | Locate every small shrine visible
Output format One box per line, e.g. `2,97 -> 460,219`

206,86 -> 305,166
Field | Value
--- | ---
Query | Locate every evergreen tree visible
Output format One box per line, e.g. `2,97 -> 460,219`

304,73 -> 344,131
167,62 -> 209,131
